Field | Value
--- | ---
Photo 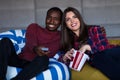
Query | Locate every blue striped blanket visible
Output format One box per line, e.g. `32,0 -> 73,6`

0,30 -> 71,80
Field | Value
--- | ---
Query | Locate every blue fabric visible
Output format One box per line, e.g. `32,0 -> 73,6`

0,30 -> 26,54
0,30 -> 70,80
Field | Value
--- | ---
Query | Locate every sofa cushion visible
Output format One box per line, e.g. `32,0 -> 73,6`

71,39 -> 120,80
108,39 -> 120,45
0,29 -> 26,54
71,62 -> 109,80
6,58 -> 70,80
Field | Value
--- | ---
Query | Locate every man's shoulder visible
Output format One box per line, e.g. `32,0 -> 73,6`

27,23 -> 44,30
28,23 -> 41,28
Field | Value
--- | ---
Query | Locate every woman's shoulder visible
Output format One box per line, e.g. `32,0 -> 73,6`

87,25 -> 105,36
88,25 -> 101,29
88,25 -> 102,32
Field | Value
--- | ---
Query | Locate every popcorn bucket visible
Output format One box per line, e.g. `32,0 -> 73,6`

69,50 -> 89,71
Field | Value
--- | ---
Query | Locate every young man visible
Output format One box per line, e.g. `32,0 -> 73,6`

0,7 -> 63,80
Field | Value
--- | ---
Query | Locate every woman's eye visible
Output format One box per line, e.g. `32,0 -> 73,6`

66,18 -> 70,22
73,15 -> 77,18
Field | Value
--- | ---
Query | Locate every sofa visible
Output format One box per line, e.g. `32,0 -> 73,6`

0,29 -> 120,80
0,30 -> 70,80
71,38 -> 120,80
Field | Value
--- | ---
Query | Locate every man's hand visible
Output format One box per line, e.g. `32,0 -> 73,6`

34,46 -> 50,56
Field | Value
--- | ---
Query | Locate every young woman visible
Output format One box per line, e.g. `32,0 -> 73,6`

60,7 -> 120,80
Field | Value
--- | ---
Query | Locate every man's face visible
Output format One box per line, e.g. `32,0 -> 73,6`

46,11 -> 61,31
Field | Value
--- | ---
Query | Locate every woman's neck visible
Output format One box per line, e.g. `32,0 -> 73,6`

73,30 -> 79,37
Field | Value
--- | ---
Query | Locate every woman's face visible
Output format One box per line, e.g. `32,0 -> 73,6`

65,11 -> 80,35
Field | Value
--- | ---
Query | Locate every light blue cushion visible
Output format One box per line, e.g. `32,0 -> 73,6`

0,30 -> 70,80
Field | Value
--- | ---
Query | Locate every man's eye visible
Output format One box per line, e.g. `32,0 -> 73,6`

47,17 -> 51,19
54,17 -> 59,21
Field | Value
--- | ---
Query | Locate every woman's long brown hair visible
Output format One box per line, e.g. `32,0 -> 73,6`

61,7 -> 89,52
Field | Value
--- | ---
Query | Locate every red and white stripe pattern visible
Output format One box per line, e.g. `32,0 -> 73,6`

69,50 -> 89,71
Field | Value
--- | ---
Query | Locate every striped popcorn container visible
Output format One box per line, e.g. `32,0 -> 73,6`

69,50 -> 89,71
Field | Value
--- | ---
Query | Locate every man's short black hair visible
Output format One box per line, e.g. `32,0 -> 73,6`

47,7 -> 63,21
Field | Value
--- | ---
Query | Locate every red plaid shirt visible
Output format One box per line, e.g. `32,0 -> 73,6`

59,26 -> 116,65
87,26 -> 115,54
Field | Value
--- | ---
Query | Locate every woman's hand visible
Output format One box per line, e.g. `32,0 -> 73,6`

34,46 -> 50,56
79,44 -> 91,53
63,48 -> 74,62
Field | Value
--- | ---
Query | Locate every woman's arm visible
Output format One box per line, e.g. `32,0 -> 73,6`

88,26 -> 109,53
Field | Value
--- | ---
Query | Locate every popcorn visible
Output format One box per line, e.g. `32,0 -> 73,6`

69,50 -> 90,71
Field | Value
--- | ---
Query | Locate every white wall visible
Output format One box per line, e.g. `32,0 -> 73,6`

0,0 -> 35,30
35,0 -> 82,26
82,0 -> 120,37
0,0 -> 120,37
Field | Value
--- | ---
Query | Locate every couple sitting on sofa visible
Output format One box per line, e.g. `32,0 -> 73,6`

0,7 -> 120,80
